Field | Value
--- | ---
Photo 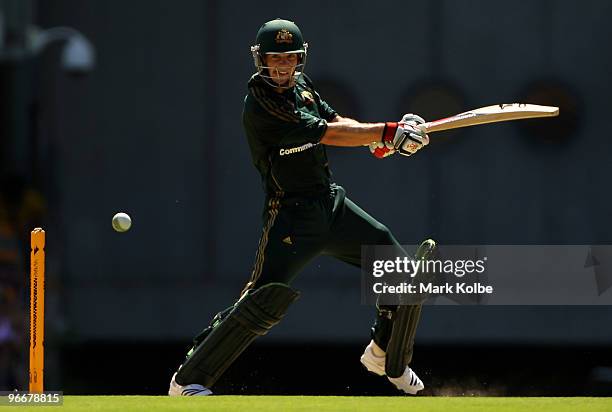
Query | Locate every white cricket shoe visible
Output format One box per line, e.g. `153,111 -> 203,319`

168,372 -> 213,396
387,366 -> 424,395
360,340 -> 425,395
360,340 -> 386,376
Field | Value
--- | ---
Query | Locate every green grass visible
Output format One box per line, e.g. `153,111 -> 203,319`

11,396 -> 612,412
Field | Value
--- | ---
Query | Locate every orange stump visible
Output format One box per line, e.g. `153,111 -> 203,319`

29,228 -> 45,393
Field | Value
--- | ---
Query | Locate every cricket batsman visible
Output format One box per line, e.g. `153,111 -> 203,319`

169,18 -> 432,396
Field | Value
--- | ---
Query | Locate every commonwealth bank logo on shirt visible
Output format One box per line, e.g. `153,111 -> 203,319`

279,142 -> 319,156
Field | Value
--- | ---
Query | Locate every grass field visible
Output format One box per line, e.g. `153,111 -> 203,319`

10,396 -> 612,411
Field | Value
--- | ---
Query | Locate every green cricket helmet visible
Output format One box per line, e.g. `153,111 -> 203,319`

250,19 -> 308,88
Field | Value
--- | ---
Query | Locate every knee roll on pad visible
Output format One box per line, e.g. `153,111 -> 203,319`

175,283 -> 299,387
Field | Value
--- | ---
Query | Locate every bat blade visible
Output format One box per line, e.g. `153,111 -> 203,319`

422,103 -> 559,134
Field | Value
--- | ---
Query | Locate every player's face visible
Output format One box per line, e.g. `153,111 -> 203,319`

264,53 -> 299,86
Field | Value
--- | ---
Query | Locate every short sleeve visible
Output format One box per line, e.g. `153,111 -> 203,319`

301,74 -> 337,122
245,91 -> 328,147
314,90 -> 337,122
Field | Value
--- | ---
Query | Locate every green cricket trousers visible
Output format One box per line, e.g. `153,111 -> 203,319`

242,184 -> 422,353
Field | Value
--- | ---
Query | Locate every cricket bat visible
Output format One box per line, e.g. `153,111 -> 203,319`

421,103 -> 559,134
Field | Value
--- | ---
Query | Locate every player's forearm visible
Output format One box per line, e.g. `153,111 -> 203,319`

321,122 -> 384,147
331,115 -> 360,124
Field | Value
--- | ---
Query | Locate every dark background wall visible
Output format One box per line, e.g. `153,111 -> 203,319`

2,0 -> 612,395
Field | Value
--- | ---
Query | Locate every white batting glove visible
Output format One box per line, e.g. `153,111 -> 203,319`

394,113 -> 429,156
400,113 -> 426,126
370,114 -> 429,159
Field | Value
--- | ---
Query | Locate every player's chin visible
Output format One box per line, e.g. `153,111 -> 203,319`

271,77 -> 293,86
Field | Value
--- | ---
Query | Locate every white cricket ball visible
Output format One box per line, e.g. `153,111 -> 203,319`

112,212 -> 132,232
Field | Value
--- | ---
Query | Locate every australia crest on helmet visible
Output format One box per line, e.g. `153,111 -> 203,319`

275,29 -> 293,44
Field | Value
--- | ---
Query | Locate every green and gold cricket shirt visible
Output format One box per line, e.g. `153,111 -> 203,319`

243,73 -> 337,195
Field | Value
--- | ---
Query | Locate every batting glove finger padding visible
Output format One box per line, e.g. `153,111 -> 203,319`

394,125 -> 429,156
399,113 -> 426,125
370,114 -> 428,158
